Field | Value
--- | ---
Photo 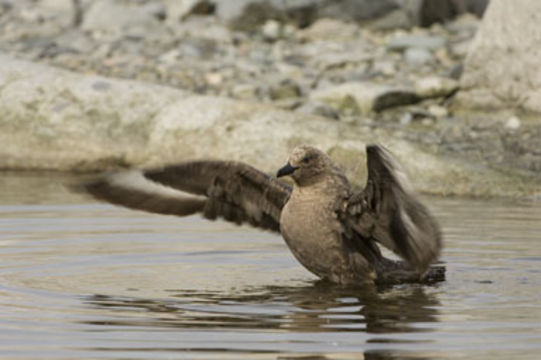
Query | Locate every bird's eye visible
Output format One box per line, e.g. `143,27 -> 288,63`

301,155 -> 311,164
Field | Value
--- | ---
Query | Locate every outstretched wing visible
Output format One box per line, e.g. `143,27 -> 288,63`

77,161 -> 292,233
343,145 -> 442,272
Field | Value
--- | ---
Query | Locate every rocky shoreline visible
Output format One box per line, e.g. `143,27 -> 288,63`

0,0 -> 539,198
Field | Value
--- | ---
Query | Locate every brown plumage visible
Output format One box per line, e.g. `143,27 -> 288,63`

77,145 -> 444,286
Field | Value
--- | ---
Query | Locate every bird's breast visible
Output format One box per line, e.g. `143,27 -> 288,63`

280,192 -> 346,279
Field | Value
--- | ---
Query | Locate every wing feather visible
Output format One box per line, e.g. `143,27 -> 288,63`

343,145 -> 442,272
76,161 -> 291,233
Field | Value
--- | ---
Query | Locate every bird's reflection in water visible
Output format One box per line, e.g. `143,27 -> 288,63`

83,281 -> 440,359
84,280 -> 440,332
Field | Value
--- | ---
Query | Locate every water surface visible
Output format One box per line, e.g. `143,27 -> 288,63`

1,173 -> 540,359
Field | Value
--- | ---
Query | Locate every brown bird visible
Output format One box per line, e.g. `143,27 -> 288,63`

79,145 -> 444,286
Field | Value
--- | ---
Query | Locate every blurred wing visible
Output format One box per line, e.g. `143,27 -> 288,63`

77,161 -> 292,233
80,170 -> 207,216
343,145 -> 442,272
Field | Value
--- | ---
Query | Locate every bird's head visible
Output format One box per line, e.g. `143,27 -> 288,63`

276,145 -> 332,186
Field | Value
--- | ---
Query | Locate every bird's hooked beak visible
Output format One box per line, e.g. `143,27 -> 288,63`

276,162 -> 298,178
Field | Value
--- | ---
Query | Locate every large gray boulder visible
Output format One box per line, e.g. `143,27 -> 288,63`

0,55 -> 537,197
456,0 -> 541,113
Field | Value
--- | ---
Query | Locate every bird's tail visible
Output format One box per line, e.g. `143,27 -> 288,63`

375,258 -> 446,285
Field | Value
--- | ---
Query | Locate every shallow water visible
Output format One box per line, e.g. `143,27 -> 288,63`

1,173 -> 540,360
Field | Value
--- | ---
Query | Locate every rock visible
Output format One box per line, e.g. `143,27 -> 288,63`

218,0 -> 285,31
299,18 -> 359,42
53,29 -> 95,54
387,34 -> 447,51
34,0 -> 76,27
310,82 -> 420,114
400,112 -> 413,125
401,108 -> 440,122
0,55 -> 187,171
415,76 -> 459,98
318,0 -> 399,23
505,116 -> 521,130
141,2 -> 167,21
214,0 -> 268,24
204,72 -> 224,86
296,101 -> 340,119
217,0 -> 405,29
273,98 -> 302,110
0,0 -> 13,11
213,0 -> 475,30
372,60 -> 396,76
446,63 -> 464,79
451,38 -> 473,58
165,0 -> 214,23
230,83 -> 258,100
309,48 -> 371,72
337,95 -> 362,117
428,104 -> 449,118
0,55 -> 538,197
38,0 -> 75,16
404,47 -> 434,66
393,0 -> 423,24
177,37 -> 218,59
457,0 -> 541,114
421,117 -> 435,126
367,8 -> 413,30
446,13 -> 480,36
434,47 -> 454,67
158,49 -> 181,66
81,0 -> 164,38
262,19 -> 281,41
270,79 -> 302,100
420,0 -> 489,27
172,16 -> 233,44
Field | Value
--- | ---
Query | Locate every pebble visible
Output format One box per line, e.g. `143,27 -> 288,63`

165,0 -> 203,23
270,79 -> 302,100
297,101 -> 340,120
205,72 -> 223,86
451,39 -> 473,58
372,60 -> 396,76
404,47 -> 434,66
428,104 -> 448,118
415,76 -> 459,98
505,116 -> 521,130
54,30 -> 96,54
262,20 -> 281,41
0,0 -> 538,180
299,18 -> 359,42
400,112 -> 413,125
0,0 -> 497,156
231,83 -> 258,99
0,0 -> 475,116
387,34 -> 447,51
446,63 -> 464,80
